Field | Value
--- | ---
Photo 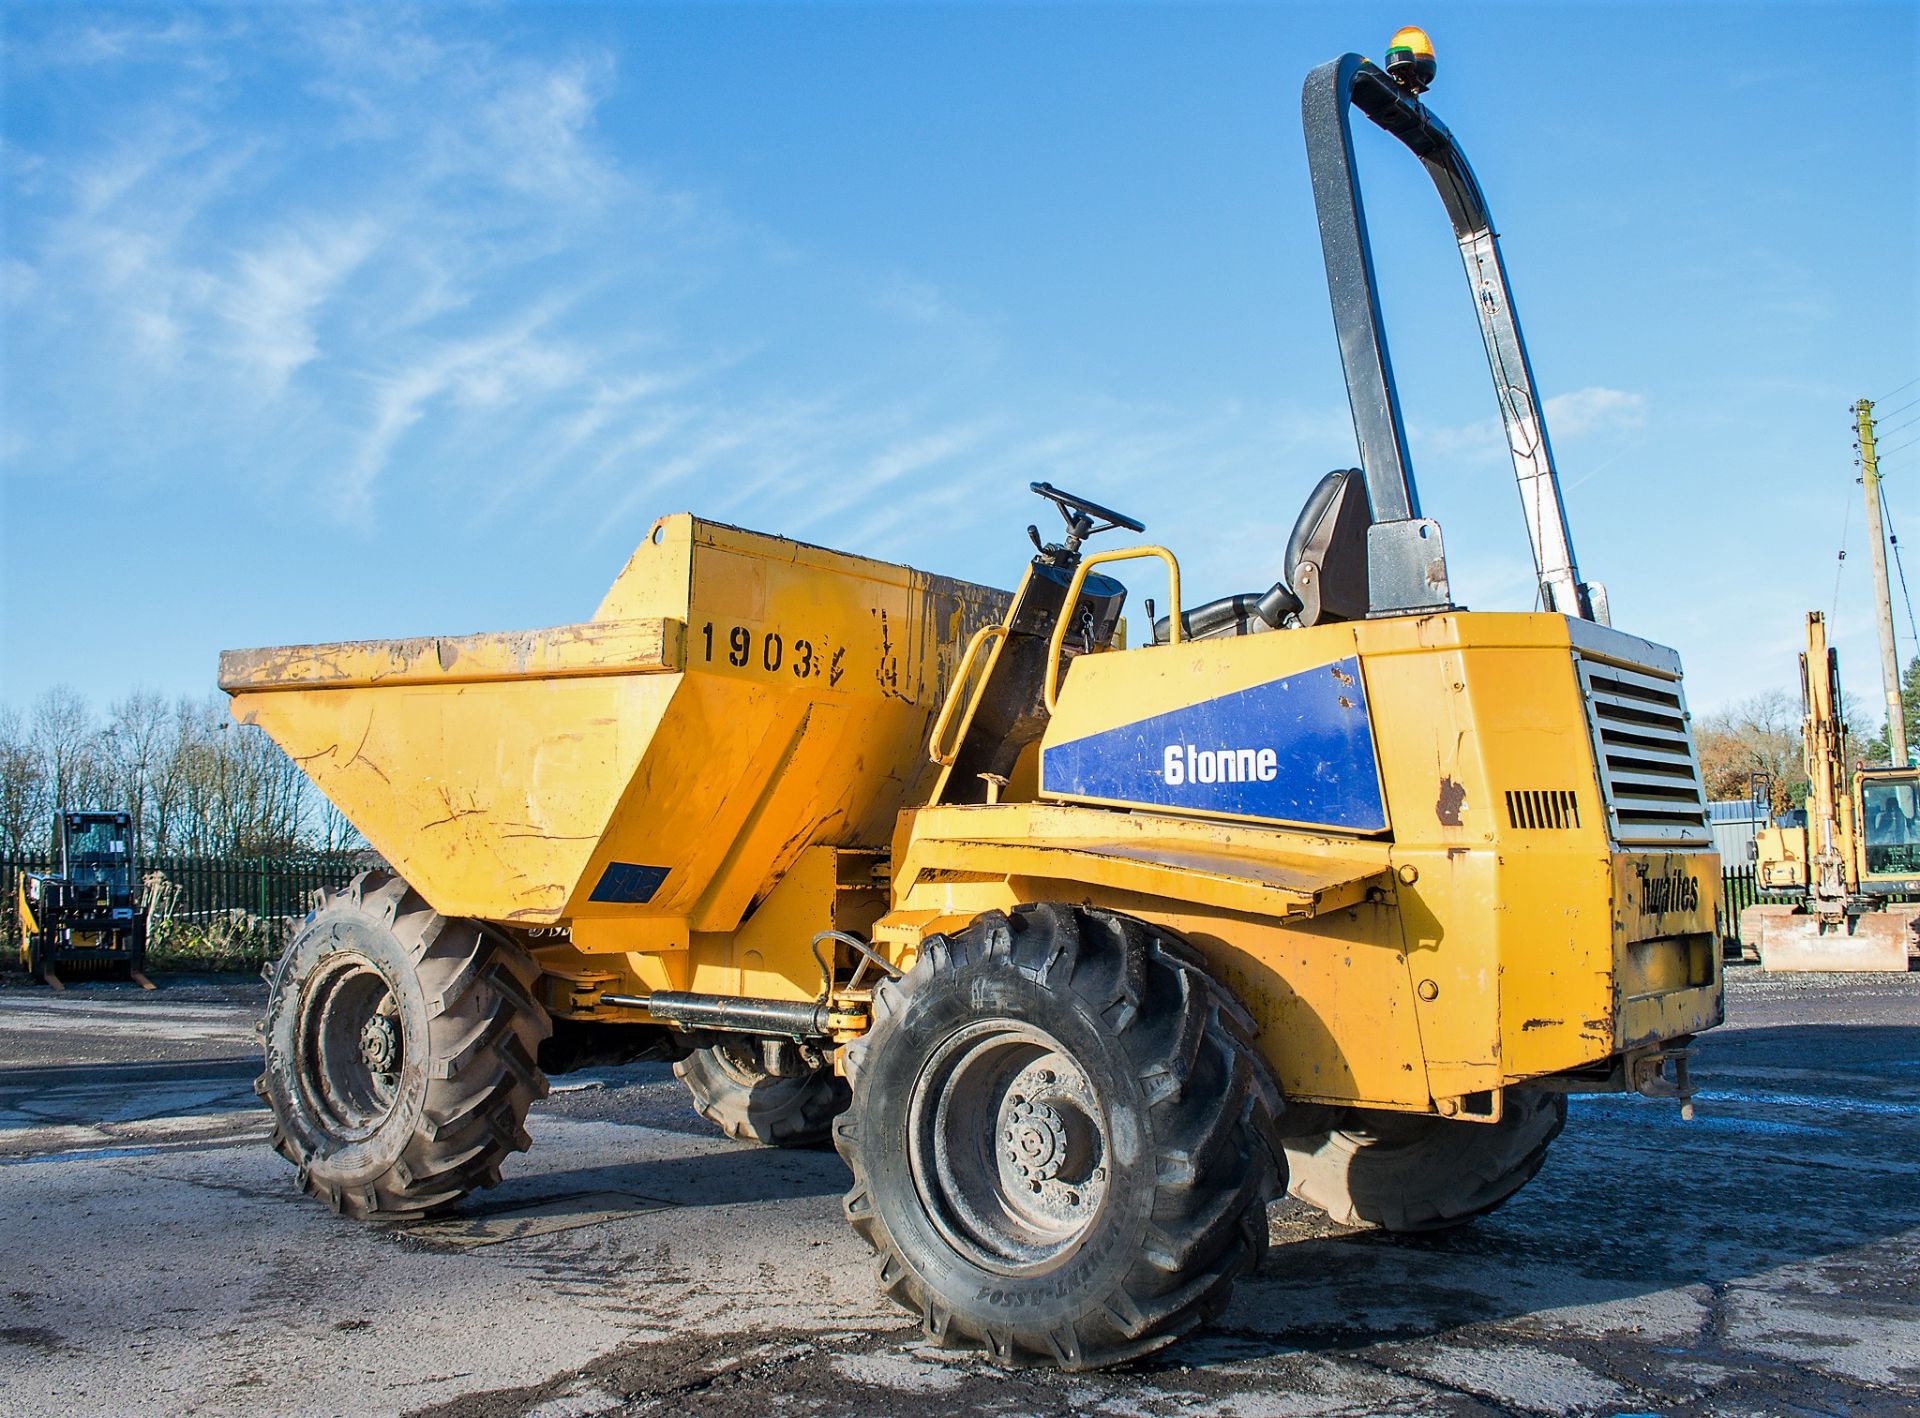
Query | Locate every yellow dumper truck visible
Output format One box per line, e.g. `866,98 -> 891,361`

223,31 -> 1721,1369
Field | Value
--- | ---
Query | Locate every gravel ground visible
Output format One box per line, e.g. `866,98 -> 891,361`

1,965 -> 1916,1416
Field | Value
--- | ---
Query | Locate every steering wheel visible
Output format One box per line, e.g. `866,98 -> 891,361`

1028,482 -> 1145,559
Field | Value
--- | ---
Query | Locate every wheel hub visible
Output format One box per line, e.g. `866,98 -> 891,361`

359,1014 -> 399,1073
296,953 -> 405,1140
910,1022 -> 1111,1271
1002,1096 -> 1093,1184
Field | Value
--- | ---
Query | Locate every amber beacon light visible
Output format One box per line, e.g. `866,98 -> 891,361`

1384,25 -> 1436,93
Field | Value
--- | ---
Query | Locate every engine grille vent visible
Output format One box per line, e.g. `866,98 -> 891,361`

1575,654 -> 1710,846
1506,788 -> 1581,830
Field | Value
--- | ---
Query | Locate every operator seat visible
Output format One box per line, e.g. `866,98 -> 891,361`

1154,468 -> 1371,642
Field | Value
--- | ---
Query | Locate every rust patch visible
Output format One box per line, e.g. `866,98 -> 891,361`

1520,1017 -> 1561,1031
1330,664 -> 1355,686
1435,776 -> 1467,826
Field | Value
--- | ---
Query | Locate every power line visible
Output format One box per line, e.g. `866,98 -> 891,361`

1882,481 -> 1920,656
1880,375 -> 1920,401
1882,435 -> 1920,459
1834,465 -> 1855,620
1880,394 -> 1920,420
1878,411 -> 1920,439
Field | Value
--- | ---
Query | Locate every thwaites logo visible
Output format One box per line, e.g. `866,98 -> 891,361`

1635,864 -> 1700,916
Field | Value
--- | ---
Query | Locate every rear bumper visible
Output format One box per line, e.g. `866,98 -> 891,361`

1620,976 -> 1721,1049
1613,851 -> 1723,1050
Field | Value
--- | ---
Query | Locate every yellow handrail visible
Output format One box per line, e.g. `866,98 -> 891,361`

1043,546 -> 1182,713
928,623 -> 1010,766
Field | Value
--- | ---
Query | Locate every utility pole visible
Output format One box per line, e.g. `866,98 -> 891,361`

1857,398 -> 1906,766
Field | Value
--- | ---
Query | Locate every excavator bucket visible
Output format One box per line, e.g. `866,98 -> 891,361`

1740,902 -> 1918,972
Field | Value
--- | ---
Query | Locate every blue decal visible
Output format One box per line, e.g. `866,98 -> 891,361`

590,861 -> 671,904
1041,657 -> 1386,831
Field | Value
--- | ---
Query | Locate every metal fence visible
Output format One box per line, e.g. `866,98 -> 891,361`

2,852 -> 361,951
1720,864 -> 1795,948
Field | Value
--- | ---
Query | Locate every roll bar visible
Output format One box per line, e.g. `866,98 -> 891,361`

1303,52 -> 1605,623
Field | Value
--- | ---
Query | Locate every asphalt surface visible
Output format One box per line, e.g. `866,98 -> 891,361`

2,966 -> 1916,1416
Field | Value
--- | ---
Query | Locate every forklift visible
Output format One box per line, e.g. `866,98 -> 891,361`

15,810 -> 155,988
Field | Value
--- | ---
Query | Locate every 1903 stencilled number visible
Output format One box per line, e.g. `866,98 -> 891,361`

701,622 -> 821,681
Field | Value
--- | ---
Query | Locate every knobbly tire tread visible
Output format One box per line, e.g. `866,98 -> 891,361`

674,1042 -> 850,1146
835,903 -> 1281,1370
1283,1086 -> 1567,1233
258,870 -> 551,1220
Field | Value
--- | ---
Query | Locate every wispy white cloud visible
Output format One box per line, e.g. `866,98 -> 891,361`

1415,385 -> 1648,463
3,9 -> 684,504
1545,386 -> 1647,439
344,301 -> 588,507
2,5 -> 1361,571
874,273 -> 958,326
222,219 -> 380,391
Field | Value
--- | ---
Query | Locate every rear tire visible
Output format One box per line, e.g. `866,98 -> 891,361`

674,1039 -> 849,1146
1283,1087 -> 1565,1233
257,870 -> 551,1220
836,903 -> 1280,1370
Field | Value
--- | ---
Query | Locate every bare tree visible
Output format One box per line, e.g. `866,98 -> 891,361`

102,690 -> 173,850
313,795 -> 368,854
1695,690 -> 1811,812
29,687 -> 108,835
2,686 -> 351,859
0,705 -> 45,856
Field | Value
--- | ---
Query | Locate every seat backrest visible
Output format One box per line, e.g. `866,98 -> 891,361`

1286,468 -> 1370,625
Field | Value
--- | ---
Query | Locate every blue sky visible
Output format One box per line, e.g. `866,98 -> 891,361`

3,2 -> 1916,721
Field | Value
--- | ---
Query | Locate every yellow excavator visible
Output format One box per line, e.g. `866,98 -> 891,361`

1744,611 -> 1920,971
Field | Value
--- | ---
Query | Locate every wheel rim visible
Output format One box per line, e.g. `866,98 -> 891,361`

709,1038 -> 774,1087
908,1021 -> 1109,1272
297,953 -> 405,1140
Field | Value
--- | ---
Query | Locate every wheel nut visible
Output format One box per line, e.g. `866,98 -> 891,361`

1028,1180 -> 1042,1193
1066,1191 -> 1079,1206
1038,1070 -> 1055,1086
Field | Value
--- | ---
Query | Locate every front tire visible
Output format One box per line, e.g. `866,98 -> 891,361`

836,904 -> 1280,1370
257,871 -> 551,1219
1283,1087 -> 1566,1233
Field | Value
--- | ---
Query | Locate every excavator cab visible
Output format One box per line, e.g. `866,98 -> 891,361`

1856,770 -> 1920,887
